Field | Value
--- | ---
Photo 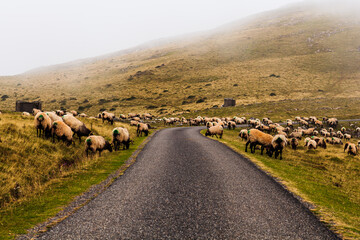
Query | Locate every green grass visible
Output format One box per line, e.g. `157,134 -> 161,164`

0,132 -> 147,240
202,128 -> 360,239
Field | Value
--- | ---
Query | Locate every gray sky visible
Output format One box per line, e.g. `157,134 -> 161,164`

0,0 -> 304,76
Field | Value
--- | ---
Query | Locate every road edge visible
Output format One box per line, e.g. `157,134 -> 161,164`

18,130 -> 160,240
199,128 -> 342,240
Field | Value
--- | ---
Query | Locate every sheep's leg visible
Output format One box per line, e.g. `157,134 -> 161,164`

260,145 -> 264,155
279,148 -> 283,160
245,141 -> 250,152
220,133 -> 223,139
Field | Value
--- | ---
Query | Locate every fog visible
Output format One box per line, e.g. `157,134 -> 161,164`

0,0 -> 358,76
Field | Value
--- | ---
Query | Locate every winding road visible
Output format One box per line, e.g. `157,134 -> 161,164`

38,127 -> 339,239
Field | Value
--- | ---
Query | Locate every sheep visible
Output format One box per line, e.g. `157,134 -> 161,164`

327,118 -> 338,128
344,142 -> 358,156
306,139 -> 317,149
137,123 -> 149,137
70,110 -> 78,116
302,128 -> 315,136
79,113 -> 88,118
205,125 -> 223,139
289,131 -> 303,139
62,114 -> 91,143
85,135 -> 112,157
119,114 -> 127,120
344,133 -> 351,140
206,121 -> 213,129
313,137 -> 327,149
112,127 -> 130,150
313,130 -> 319,136
341,127 -> 346,133
34,112 -> 52,138
239,129 -> 248,141
228,121 -> 236,130
52,120 -> 73,146
46,111 -> 63,123
132,117 -> 141,122
270,134 -> 287,160
56,110 -> 65,116
102,111 -> 115,125
327,137 -> 343,145
22,112 -> 30,116
290,138 -> 299,150
315,120 -> 323,128
245,129 -> 273,157
130,120 -> 139,126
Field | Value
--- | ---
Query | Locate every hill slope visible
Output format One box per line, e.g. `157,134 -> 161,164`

1,2 -> 360,118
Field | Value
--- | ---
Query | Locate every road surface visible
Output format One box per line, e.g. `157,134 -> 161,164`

38,127 -> 338,239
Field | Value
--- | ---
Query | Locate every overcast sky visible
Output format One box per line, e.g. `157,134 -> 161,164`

0,0 -> 308,76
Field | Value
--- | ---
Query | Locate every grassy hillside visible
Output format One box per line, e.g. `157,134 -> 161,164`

1,3 -> 360,118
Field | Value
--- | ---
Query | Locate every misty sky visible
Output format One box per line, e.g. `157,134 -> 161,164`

0,0 -> 308,76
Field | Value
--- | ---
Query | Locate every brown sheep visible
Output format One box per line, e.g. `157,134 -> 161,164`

245,129 -> 273,157
52,121 -> 73,146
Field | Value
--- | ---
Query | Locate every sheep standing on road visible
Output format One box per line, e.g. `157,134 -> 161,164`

85,135 -> 112,157
112,127 -> 131,150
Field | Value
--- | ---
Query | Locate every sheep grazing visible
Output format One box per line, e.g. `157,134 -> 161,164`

34,112 -> 52,138
130,120 -> 139,126
205,125 -> 223,139
62,114 -> 91,143
228,121 -> 236,130
239,129 -> 248,141
22,112 -> 30,116
344,133 -> 351,141
137,123 -> 149,137
314,137 -> 327,149
290,138 -> 299,150
327,118 -> 338,128
46,111 -> 63,123
32,108 -> 41,116
70,110 -> 78,116
79,113 -> 88,118
132,117 -> 141,122
85,135 -> 112,157
341,127 -> 346,133
270,134 -> 287,160
315,120 -> 323,128
119,114 -> 127,120
302,128 -> 315,136
112,127 -> 130,150
344,142 -> 358,156
56,110 -> 65,116
306,139 -> 317,150
289,131 -> 303,139
206,121 -> 213,129
52,121 -> 73,146
327,137 -> 343,145
102,111 -> 115,125
245,129 -> 273,157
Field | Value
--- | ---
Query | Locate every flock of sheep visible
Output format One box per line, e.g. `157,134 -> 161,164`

195,115 -> 360,160
23,109 -> 153,157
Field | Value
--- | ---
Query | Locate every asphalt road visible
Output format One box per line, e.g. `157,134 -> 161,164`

38,127 -> 339,239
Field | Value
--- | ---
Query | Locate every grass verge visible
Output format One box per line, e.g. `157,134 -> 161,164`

0,118 -> 148,239
202,129 -> 360,239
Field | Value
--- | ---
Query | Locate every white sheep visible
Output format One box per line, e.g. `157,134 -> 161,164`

85,135 -> 113,157
137,123 -> 149,137
102,111 -> 115,125
344,142 -> 357,156
205,125 -> 223,139
112,127 -> 131,150
52,120 -> 73,146
34,112 -> 52,138
270,134 -> 287,160
62,114 -> 91,143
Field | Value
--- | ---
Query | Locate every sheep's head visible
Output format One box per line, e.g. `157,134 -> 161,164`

105,141 -> 113,152
205,130 -> 211,136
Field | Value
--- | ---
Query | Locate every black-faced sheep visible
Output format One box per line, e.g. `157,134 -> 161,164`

56,110 -> 65,116
290,138 -> 299,150
62,114 -> 92,143
344,134 -> 351,141
22,112 -> 30,116
102,111 -> 115,125
205,125 -> 223,139
228,121 -> 236,130
70,110 -> 78,116
344,142 -> 357,156
245,129 -> 273,157
239,129 -> 248,141
34,112 -> 52,138
306,139 -> 317,149
112,127 -> 130,150
130,120 -> 139,126
52,120 -> 73,146
137,123 -> 149,137
289,131 -> 303,139
85,135 -> 112,157
269,134 -> 287,160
